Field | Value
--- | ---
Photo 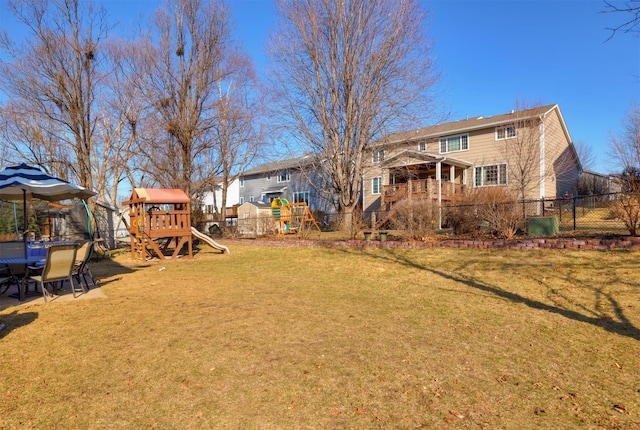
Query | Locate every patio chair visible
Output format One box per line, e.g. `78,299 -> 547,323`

72,241 -> 95,290
0,241 -> 26,295
0,266 -> 15,295
27,244 -> 79,303
0,241 -> 26,273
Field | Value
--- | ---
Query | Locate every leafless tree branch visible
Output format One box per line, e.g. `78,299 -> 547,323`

267,0 -> 441,232
602,0 -> 640,40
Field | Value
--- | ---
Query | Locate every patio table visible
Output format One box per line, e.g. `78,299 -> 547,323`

28,241 -> 77,259
0,256 -> 46,301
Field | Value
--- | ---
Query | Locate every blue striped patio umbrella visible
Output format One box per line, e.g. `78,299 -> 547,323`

0,163 -> 95,254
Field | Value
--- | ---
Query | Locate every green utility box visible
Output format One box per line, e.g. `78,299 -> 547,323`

527,216 -> 559,237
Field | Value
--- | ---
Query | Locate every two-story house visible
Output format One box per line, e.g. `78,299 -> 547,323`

362,104 -> 582,226
238,156 -> 335,215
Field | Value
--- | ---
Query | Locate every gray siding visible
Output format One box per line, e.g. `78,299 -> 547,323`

239,166 -> 335,214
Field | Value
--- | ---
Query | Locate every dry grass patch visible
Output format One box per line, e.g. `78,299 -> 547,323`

1,243 -> 639,428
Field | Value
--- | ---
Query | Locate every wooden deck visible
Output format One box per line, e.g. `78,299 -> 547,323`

382,179 -> 465,205
375,179 -> 465,229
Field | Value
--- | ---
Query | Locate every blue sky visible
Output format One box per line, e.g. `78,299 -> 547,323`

2,0 -> 639,174
226,0 -> 639,174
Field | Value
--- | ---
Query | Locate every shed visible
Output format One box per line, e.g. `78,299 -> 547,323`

237,201 -> 273,236
123,188 -> 192,260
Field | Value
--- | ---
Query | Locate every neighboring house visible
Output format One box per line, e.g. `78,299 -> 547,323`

237,201 -> 273,236
363,104 -> 582,226
579,170 -> 620,195
238,156 -> 335,215
202,178 -> 240,214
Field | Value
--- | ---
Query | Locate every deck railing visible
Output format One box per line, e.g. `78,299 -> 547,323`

129,210 -> 191,239
382,179 -> 465,205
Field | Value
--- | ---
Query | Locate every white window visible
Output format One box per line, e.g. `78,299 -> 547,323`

439,134 -> 469,153
277,170 -> 290,183
495,125 -> 516,140
293,191 -> 309,204
372,177 -> 382,195
240,196 -> 245,204
239,177 -> 245,187
418,141 -> 427,151
474,164 -> 507,187
249,195 -> 254,202
372,150 -> 385,163
266,173 -> 271,180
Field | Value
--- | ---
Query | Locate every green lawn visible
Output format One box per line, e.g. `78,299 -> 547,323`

1,243 -> 638,428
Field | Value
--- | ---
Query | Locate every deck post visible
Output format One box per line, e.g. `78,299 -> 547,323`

437,161 -> 442,229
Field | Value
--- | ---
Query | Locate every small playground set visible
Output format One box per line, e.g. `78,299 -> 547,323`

124,188 -> 229,261
270,198 -> 321,237
123,188 -> 322,260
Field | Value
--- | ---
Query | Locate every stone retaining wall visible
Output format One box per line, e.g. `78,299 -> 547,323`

228,237 -> 640,251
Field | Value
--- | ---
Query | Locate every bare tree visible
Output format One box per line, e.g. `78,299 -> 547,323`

0,99 -> 69,173
92,41 -> 146,204
602,0 -> 640,39
134,0 -> 239,198
267,0 -> 441,233
607,103 -> 640,235
0,0 -> 111,192
205,53 -> 263,222
574,141 -> 608,196
610,103 -> 640,173
574,141 -> 595,172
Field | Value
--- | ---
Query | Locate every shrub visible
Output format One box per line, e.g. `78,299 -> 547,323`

610,193 -> 640,236
443,196 -> 480,235
443,188 -> 524,238
474,188 -> 524,239
390,199 -> 438,240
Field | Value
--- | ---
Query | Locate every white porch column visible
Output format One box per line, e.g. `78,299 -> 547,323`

436,161 -> 442,203
449,165 -> 456,196
436,161 -> 442,229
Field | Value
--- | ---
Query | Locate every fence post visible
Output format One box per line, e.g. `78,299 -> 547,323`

572,196 -> 577,231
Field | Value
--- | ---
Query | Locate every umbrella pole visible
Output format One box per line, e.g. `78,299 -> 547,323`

23,191 -> 28,258
13,201 -> 18,238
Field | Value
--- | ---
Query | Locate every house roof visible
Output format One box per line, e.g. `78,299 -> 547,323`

239,201 -> 272,210
382,150 -> 473,169
242,155 -> 316,176
128,188 -> 190,204
374,104 -> 562,147
582,169 -> 615,179
262,186 -> 288,194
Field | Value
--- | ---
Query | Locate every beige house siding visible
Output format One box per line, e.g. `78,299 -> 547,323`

362,104 -> 582,223
544,108 -> 581,197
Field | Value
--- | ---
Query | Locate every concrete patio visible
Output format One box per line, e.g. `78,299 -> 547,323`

0,278 -> 106,310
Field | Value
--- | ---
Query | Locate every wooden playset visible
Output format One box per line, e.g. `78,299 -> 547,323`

270,198 -> 321,237
124,188 -> 192,260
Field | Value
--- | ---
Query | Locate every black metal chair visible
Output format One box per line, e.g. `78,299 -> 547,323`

72,241 -> 95,290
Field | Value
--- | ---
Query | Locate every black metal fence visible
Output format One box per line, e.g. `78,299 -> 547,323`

440,193 -> 637,237
96,193 -> 639,242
